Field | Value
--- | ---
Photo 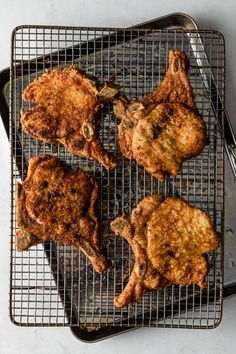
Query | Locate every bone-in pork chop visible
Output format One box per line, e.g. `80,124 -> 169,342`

16,154 -> 106,273
111,195 -> 220,307
21,66 -> 118,169
113,50 -> 207,181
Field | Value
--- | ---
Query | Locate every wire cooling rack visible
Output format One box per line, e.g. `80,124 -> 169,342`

10,26 -> 224,329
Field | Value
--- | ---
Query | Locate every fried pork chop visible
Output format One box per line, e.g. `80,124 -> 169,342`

111,195 -> 220,307
21,66 -> 118,169
16,154 -> 106,273
113,49 -> 207,181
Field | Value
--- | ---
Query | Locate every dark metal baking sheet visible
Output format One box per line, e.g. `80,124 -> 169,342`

0,12 -> 233,342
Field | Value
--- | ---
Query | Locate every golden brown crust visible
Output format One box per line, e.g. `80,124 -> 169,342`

111,195 -> 220,307
147,197 -> 219,287
142,49 -> 197,110
114,49 -> 207,181
21,66 -> 117,169
60,126 -> 117,168
16,154 -> 106,273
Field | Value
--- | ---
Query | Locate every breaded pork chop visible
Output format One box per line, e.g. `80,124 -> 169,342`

113,49 -> 207,181
142,49 -> 197,109
111,195 -> 220,307
114,101 -> 206,181
16,154 -> 106,273
21,66 -> 118,169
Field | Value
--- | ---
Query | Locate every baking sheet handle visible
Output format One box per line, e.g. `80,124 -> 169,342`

225,115 -> 236,178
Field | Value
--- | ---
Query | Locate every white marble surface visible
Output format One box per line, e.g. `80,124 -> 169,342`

0,1 -> 236,353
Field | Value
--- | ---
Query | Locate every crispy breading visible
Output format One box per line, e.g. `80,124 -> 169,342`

142,49 -> 197,110
111,195 -> 220,307
113,49 -> 207,181
16,154 -> 106,272
21,66 -> 118,169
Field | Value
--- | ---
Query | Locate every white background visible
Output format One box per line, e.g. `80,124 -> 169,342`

0,1 -> 236,353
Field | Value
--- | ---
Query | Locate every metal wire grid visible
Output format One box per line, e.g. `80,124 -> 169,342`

10,26 -> 224,329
